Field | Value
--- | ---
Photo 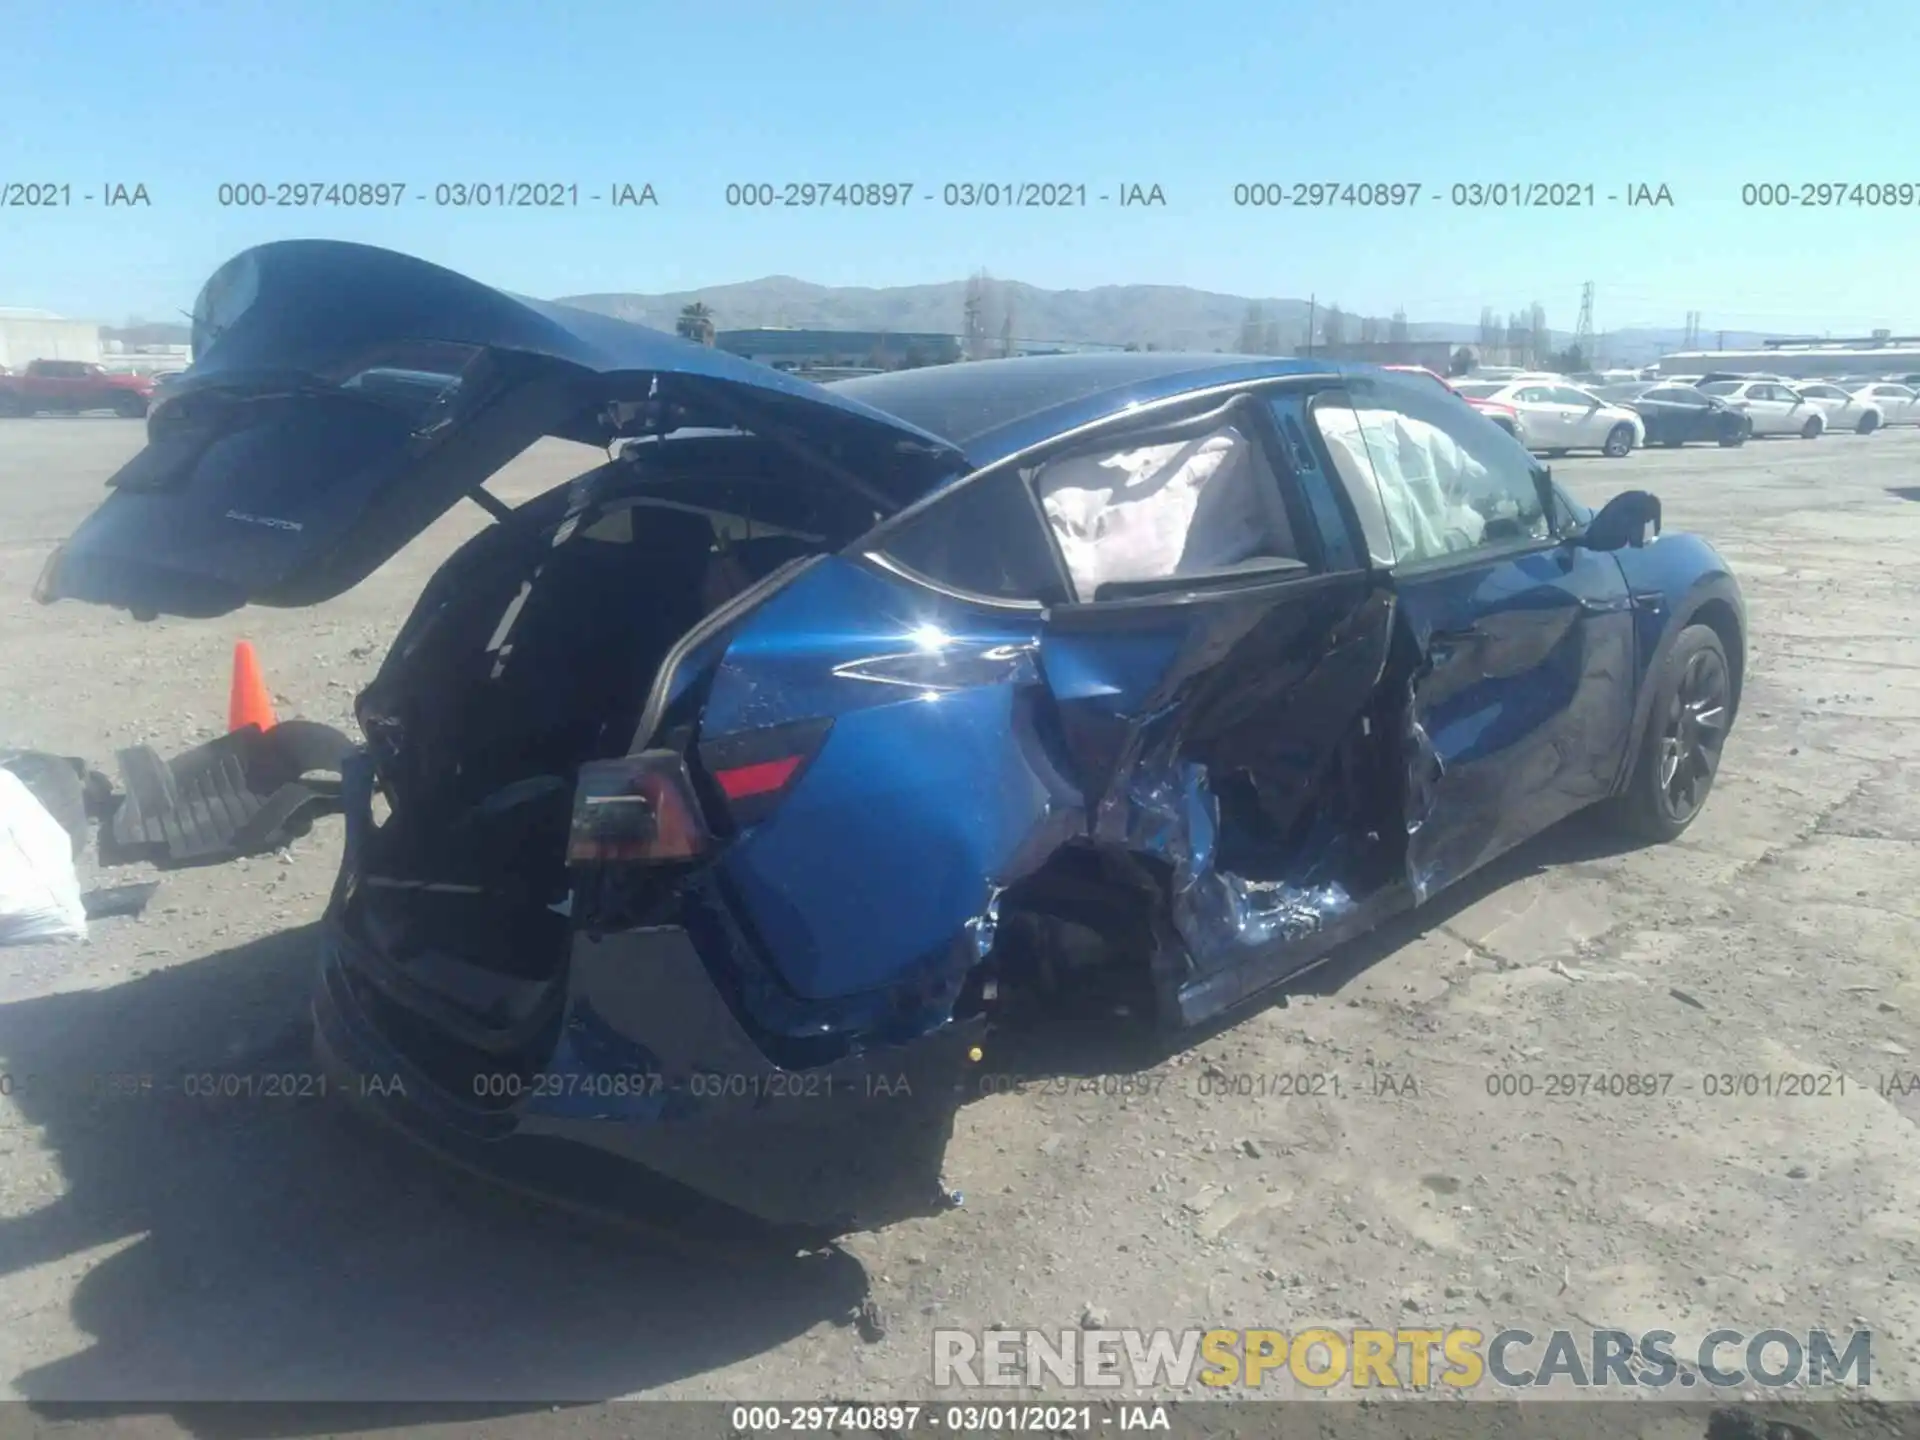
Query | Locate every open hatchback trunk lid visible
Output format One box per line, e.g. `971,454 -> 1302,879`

36,239 -> 968,619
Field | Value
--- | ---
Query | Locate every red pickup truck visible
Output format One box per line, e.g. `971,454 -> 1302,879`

0,359 -> 154,418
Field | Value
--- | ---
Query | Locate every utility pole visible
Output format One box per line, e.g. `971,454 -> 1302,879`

1306,295 -> 1316,356
1718,330 -> 1726,350
1574,281 -> 1595,368
963,270 -> 990,361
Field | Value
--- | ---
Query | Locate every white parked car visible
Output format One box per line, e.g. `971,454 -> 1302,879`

1792,381 -> 1886,433
1451,379 -> 1646,456
1848,380 -> 1920,426
1694,379 -> 1826,438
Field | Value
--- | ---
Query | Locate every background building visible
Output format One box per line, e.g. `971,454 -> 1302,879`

717,328 -> 963,371
1306,339 -> 1462,370
1652,335 -> 1920,380
0,308 -> 102,370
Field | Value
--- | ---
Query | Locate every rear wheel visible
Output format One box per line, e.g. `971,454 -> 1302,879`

113,393 -> 148,418
1717,428 -> 1746,447
0,394 -> 25,418
1856,413 -> 1879,434
1602,424 -> 1635,457
1801,416 -> 1823,438
1606,624 -> 1732,842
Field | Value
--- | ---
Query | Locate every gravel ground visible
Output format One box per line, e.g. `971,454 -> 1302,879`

0,417 -> 1917,1429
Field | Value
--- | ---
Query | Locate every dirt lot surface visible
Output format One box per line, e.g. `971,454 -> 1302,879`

1,418 -> 1917,1427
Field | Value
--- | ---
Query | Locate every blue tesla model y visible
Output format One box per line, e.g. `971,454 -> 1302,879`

37,241 -> 1744,1237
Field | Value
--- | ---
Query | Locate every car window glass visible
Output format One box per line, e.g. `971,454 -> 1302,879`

1698,381 -> 1739,396
1028,421 -> 1305,602
1308,394 -> 1397,566
1339,374 -> 1550,567
1555,387 -> 1598,407
876,465 -> 1063,602
1270,403 -> 1362,572
1645,388 -> 1695,403
1514,386 -> 1552,403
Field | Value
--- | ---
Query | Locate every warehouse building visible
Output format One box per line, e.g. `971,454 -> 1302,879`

1653,334 -> 1920,382
0,308 -> 103,370
718,328 -> 964,371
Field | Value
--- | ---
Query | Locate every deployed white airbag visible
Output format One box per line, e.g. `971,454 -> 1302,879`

0,768 -> 87,945
1036,425 -> 1291,599
1315,405 -> 1489,564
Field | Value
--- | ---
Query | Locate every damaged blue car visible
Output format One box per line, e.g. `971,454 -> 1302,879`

36,241 -> 1745,1238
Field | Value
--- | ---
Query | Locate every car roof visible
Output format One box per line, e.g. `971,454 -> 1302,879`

829,352 -> 1336,466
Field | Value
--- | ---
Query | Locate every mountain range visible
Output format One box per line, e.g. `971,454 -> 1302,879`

555,277 -> 1767,365
105,279 -> 1772,366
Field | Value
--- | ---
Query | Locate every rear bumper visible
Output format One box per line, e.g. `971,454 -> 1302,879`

313,911 -> 981,1236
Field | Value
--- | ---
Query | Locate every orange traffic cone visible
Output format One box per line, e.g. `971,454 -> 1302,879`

227,640 -> 278,733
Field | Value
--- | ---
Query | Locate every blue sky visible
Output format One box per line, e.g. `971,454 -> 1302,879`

7,0 -> 1919,335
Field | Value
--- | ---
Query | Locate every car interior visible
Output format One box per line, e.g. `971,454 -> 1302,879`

346,435 -> 875,982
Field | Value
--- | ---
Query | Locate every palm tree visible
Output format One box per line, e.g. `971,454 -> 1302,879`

676,302 -> 715,346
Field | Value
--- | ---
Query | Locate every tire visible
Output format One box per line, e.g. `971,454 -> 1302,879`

1603,424 -> 1635,457
1857,413 -> 1879,434
1717,429 -> 1746,447
113,394 -> 148,418
1801,416 -> 1822,438
1605,624 -> 1733,843
0,394 -> 24,418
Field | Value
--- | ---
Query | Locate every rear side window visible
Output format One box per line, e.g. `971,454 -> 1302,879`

1029,420 -> 1307,601
875,466 -> 1063,603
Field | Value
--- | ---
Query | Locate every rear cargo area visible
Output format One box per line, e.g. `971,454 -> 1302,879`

340,469 -> 837,992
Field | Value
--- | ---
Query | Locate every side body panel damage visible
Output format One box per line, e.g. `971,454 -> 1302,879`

1037,572 -> 1402,1020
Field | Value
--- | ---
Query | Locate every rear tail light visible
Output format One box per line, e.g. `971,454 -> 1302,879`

698,716 -> 834,829
567,751 -> 710,864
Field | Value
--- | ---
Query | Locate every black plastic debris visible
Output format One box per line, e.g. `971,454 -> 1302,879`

104,719 -> 352,869
81,880 -> 161,920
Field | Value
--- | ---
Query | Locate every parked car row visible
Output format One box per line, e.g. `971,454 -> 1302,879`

0,359 -> 156,417
1403,363 -> 1920,456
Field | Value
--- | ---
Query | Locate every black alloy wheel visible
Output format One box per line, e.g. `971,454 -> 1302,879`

1655,642 -> 1730,828
1606,624 -> 1733,842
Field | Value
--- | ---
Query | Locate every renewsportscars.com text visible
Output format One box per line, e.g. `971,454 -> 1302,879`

931,1326 -> 1872,1391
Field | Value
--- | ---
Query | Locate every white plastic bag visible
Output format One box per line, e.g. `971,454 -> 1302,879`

0,768 -> 87,944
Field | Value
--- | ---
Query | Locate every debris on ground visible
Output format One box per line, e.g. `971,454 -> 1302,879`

0,767 -> 88,944
102,719 -> 352,869
80,880 -> 162,921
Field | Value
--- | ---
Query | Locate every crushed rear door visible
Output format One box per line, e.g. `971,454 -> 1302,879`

35,239 -> 967,619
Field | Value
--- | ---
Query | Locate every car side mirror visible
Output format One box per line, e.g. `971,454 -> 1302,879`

1579,490 -> 1661,551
